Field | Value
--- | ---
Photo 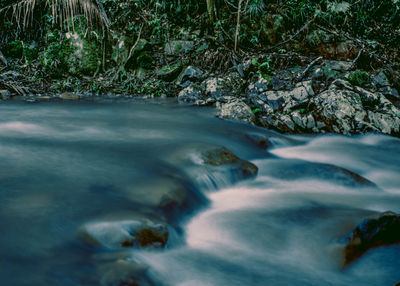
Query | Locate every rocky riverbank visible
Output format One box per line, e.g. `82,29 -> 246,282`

1,56 -> 399,137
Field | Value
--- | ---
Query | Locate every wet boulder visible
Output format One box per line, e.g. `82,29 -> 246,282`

201,146 -> 258,179
79,220 -> 169,249
245,133 -> 271,149
344,211 -> 400,265
99,258 -> 164,286
261,160 -> 379,189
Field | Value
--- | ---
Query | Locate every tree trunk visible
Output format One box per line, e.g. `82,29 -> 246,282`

206,0 -> 214,23
234,0 -> 243,53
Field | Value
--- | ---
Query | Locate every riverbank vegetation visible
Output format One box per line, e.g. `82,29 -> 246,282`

1,0 -> 398,94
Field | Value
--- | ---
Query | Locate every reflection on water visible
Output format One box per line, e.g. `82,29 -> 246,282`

0,100 -> 399,285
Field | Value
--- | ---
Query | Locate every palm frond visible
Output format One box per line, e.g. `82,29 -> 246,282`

0,0 -> 110,30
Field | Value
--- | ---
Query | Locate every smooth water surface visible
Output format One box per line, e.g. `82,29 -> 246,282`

0,100 -> 399,286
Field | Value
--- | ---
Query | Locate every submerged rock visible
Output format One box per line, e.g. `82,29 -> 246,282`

99,257 -> 164,286
201,146 -> 258,179
79,220 -> 169,249
343,211 -> 400,266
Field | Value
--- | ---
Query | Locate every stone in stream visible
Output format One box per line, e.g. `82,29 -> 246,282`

343,211 -> 400,266
261,160 -> 379,189
79,220 -> 169,249
201,146 -> 258,179
98,254 -> 165,286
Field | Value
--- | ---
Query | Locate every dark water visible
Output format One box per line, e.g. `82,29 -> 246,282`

0,100 -> 399,286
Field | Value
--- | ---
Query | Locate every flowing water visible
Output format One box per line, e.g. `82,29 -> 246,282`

0,100 -> 399,286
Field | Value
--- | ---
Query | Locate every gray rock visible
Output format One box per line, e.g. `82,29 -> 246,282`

247,76 -> 270,94
368,111 -> 400,135
178,84 -> 203,103
0,89 -> 11,100
306,114 -> 316,129
290,81 -> 314,102
280,115 -> 295,131
177,66 -> 203,86
324,60 -> 353,72
216,99 -> 255,124
203,77 -> 228,99
372,70 -> 390,88
258,91 -> 287,111
165,40 -> 194,56
291,110 -> 306,129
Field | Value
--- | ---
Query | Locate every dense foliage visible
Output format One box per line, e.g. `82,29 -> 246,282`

1,0 -> 399,94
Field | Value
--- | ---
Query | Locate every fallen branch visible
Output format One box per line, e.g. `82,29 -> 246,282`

349,47 -> 364,70
125,24 -> 144,66
315,24 -> 363,47
5,82 -> 29,95
265,18 -> 314,52
295,56 -> 323,82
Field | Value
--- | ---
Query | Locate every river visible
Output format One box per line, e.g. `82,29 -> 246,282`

0,100 -> 399,286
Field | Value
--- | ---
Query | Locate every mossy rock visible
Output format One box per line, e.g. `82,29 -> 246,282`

156,61 -> 183,81
132,39 -> 149,54
67,32 -> 101,76
306,30 -> 333,48
136,52 -> 154,69
40,31 -> 101,77
135,227 -> 169,248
